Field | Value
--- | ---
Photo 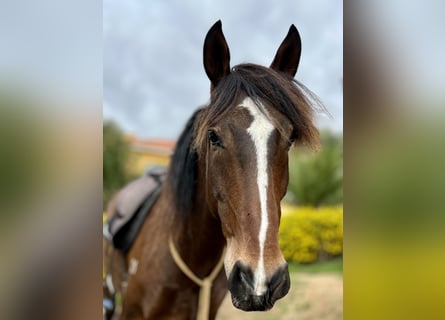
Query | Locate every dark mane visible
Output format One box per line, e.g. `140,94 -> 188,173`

195,63 -> 321,150
167,108 -> 203,216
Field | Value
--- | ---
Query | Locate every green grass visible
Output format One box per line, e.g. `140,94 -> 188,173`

288,257 -> 343,274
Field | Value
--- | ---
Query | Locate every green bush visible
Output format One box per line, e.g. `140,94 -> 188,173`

287,130 -> 343,206
279,206 -> 343,263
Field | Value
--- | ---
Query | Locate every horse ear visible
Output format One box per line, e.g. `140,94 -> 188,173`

270,24 -> 302,78
203,20 -> 231,88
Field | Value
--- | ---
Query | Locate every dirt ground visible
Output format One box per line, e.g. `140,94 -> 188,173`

216,273 -> 343,320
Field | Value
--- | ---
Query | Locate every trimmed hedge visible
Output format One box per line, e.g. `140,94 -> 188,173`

279,206 -> 343,263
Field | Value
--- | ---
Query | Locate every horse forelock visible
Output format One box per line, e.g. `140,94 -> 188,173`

194,63 -> 322,153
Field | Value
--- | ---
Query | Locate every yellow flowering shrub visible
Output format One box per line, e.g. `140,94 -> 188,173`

279,206 -> 343,263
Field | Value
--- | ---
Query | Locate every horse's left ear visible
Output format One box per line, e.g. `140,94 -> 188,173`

270,25 -> 302,78
203,20 -> 231,88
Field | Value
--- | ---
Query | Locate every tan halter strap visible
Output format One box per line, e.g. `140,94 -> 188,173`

168,236 -> 226,320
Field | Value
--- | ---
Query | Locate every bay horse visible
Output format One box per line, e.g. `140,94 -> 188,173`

103,20 -> 319,320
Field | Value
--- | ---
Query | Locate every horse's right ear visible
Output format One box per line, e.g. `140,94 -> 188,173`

203,20 -> 231,89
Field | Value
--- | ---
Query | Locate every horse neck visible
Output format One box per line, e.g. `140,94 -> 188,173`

168,161 -> 225,278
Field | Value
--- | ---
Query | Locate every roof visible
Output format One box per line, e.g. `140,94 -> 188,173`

126,135 -> 176,156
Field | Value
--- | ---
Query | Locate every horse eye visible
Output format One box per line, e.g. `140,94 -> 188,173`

208,129 -> 222,147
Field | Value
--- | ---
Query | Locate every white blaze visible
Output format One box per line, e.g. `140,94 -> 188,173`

240,97 -> 274,295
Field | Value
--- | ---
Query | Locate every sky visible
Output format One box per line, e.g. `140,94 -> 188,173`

103,0 -> 343,139
0,0 -> 102,100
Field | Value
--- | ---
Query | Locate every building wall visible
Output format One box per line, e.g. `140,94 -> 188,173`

125,135 -> 175,176
128,151 -> 171,176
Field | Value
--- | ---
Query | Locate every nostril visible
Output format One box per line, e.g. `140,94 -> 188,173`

239,270 -> 253,289
269,264 -> 291,303
228,261 -> 255,295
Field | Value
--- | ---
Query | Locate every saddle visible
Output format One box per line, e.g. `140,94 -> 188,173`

104,166 -> 166,252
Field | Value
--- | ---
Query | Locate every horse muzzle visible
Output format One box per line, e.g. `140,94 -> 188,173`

227,261 -> 290,311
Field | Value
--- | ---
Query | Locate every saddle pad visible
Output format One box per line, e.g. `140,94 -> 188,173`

106,166 -> 166,252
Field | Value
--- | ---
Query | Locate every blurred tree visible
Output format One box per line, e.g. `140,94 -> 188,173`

103,120 -> 131,208
287,130 -> 343,206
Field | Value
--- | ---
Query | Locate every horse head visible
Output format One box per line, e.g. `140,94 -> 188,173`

195,20 -> 319,311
